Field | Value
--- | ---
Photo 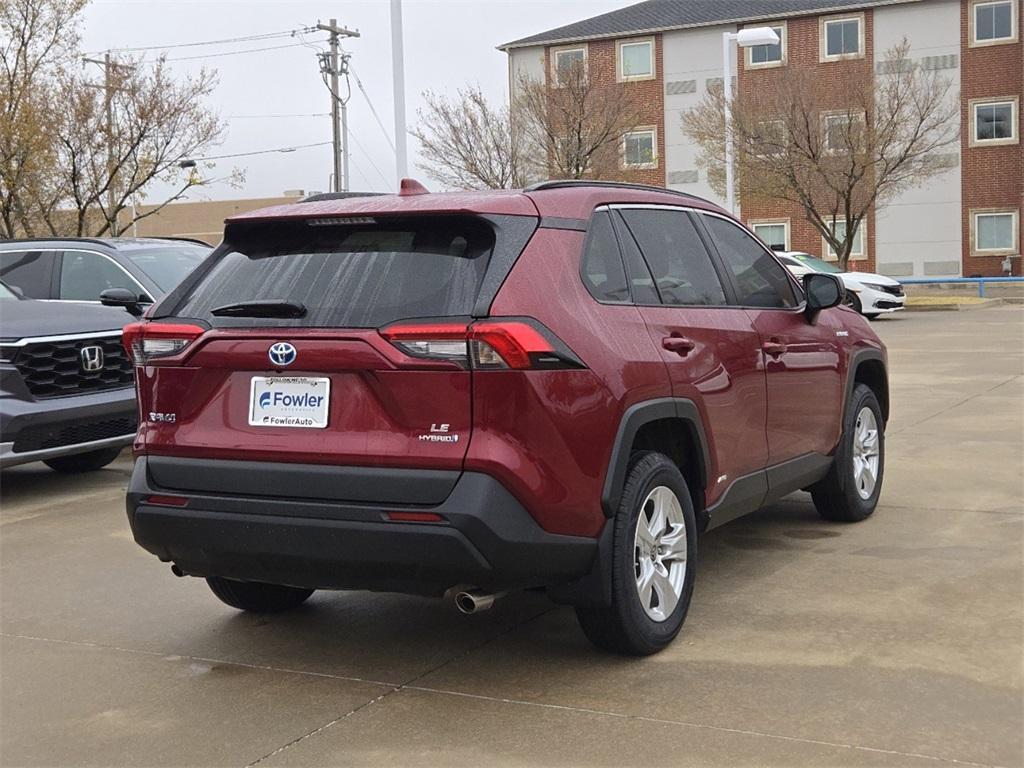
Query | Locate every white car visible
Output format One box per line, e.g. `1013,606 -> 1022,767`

775,251 -> 905,319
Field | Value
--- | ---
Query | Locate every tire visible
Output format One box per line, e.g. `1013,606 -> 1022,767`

864,313 -> 880,321
844,291 -> 863,314
575,452 -> 697,656
206,577 -> 313,613
44,447 -> 123,473
811,383 -> 884,522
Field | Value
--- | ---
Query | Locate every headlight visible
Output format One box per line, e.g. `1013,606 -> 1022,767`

861,282 -> 891,292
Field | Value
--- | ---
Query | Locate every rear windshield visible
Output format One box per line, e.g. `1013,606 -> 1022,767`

173,217 -> 494,328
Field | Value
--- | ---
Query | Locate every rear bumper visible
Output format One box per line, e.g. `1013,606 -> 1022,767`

127,456 -> 598,595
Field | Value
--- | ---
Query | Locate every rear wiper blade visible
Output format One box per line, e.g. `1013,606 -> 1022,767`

210,300 -> 307,318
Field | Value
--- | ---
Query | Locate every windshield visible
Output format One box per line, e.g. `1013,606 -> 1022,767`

123,246 -> 210,292
793,254 -> 842,274
173,216 -> 495,328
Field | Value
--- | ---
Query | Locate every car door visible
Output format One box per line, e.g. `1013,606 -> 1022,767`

697,212 -> 844,463
0,250 -> 58,299
611,205 -> 769,507
57,249 -> 149,303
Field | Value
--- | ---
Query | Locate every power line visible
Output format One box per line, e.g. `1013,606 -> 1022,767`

165,42 -> 316,62
350,64 -> 396,153
190,141 -> 331,162
347,127 -> 394,189
226,113 -> 330,119
85,28 -> 314,54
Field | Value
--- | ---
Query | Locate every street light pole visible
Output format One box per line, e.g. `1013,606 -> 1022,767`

721,27 -> 780,215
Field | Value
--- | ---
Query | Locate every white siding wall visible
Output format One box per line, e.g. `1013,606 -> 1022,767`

508,45 -> 546,97
873,0 -> 962,277
662,25 -> 734,207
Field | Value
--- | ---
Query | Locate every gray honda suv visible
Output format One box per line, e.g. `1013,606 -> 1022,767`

0,282 -> 136,472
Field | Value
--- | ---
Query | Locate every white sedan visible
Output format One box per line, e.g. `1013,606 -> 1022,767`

775,251 -> 906,319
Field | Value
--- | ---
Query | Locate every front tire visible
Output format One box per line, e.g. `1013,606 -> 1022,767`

811,383 -> 884,522
206,577 -> 313,613
44,447 -> 122,473
575,452 -> 697,656
844,291 -> 863,314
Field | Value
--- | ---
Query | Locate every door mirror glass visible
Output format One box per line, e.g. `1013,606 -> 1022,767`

803,273 -> 843,314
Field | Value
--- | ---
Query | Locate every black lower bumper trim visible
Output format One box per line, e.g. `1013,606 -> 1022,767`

128,457 -> 597,595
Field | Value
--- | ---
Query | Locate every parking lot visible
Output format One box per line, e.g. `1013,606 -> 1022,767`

1,307 -> 1021,768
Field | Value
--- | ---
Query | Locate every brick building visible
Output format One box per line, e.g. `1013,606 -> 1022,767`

501,0 -> 1022,277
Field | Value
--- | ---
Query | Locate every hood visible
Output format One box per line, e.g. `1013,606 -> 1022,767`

841,271 -> 900,286
0,299 -> 131,341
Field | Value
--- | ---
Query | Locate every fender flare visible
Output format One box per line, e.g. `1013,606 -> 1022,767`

845,348 -> 888,423
600,397 -> 711,518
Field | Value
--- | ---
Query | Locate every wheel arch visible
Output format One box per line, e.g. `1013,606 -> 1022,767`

847,349 -> 889,424
601,398 -> 710,522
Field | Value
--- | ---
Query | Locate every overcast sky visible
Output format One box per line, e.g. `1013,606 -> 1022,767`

80,0 -> 631,202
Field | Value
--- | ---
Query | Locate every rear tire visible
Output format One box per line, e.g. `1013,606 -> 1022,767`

575,452 -> 697,656
206,577 -> 313,613
44,447 -> 122,474
811,384 -> 884,522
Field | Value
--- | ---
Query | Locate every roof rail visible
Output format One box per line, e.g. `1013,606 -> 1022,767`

524,179 -> 713,205
0,236 -> 113,248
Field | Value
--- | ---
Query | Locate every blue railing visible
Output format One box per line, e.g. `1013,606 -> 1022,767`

899,276 -> 1024,298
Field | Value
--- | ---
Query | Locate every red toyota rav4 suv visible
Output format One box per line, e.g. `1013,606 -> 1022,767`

123,180 -> 887,655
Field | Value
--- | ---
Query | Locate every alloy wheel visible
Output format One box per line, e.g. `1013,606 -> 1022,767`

633,486 -> 688,622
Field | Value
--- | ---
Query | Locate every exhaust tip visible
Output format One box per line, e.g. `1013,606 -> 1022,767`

454,589 -> 498,615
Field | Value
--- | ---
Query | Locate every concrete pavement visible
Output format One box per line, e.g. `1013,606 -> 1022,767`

1,307 -> 1021,767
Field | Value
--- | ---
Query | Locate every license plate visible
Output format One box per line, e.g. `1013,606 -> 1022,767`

248,376 -> 330,429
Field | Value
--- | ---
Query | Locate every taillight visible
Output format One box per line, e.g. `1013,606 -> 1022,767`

122,322 -> 205,365
380,319 -> 584,370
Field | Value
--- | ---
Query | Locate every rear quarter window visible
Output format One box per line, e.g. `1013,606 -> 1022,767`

174,217 -> 495,328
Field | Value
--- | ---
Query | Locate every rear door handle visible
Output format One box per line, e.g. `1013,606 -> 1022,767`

662,335 -> 696,356
762,340 -> 787,357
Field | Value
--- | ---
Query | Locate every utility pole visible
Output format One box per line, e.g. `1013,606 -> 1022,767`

316,19 -> 359,193
390,0 -> 408,183
84,52 -> 131,234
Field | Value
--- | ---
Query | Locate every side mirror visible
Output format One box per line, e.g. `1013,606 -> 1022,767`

803,273 -> 843,322
100,287 -> 145,317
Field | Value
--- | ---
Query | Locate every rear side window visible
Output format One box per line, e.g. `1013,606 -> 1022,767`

174,217 -> 495,328
581,211 -> 630,303
59,250 -> 145,301
701,215 -> 797,308
0,251 -> 55,298
123,246 -> 209,293
619,209 -> 727,306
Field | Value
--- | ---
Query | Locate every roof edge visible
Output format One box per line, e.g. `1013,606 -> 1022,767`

497,0 -> 923,51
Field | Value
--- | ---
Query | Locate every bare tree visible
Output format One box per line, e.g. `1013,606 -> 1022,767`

0,0 -> 86,237
515,60 -> 645,180
1,0 -> 233,239
412,85 -> 526,189
683,41 -> 959,269
51,56 -> 230,236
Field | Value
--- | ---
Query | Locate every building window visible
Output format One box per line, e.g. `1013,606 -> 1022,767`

746,24 -> 787,69
552,45 -> 586,86
970,0 -> 1018,46
820,14 -> 865,61
972,210 -> 1019,254
623,129 -> 657,168
971,98 -> 1019,146
618,38 -> 654,80
825,219 -> 867,260
751,221 -> 790,251
822,112 -> 865,153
